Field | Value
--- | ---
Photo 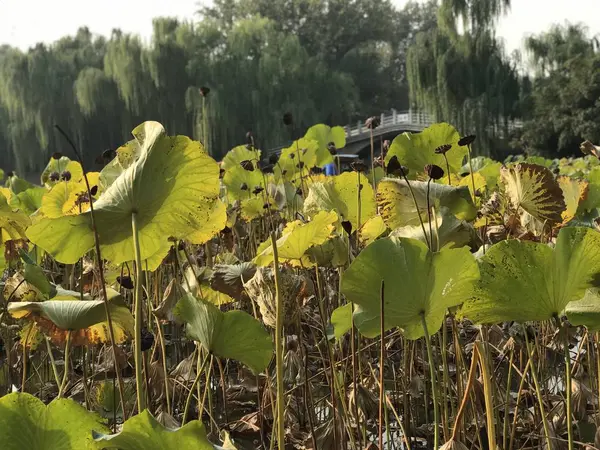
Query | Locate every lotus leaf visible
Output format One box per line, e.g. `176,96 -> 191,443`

341,237 -> 479,339
27,122 -> 221,268
501,163 -> 566,223
254,210 -> 338,266
565,288 -> 600,330
0,193 -> 30,243
330,303 -> 354,340
304,172 -> 375,232
93,409 -> 215,450
377,178 -> 476,229
304,124 -> 346,167
385,123 -> 466,177
41,156 -> 83,187
0,392 -> 109,450
460,227 -> 600,324
174,293 -> 272,374
558,176 -> 588,225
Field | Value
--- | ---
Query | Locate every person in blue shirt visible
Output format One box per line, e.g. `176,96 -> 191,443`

324,161 -> 337,176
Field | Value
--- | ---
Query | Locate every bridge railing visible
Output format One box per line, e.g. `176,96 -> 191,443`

346,109 -> 522,139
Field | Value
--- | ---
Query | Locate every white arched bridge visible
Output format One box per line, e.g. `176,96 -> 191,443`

268,109 -> 523,158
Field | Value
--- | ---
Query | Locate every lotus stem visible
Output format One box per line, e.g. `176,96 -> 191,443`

154,315 -> 171,415
451,342 -> 479,441
562,322 -> 574,450
131,212 -> 146,412
370,129 -> 376,193
476,341 -> 497,450
443,154 -> 451,186
467,144 -> 477,202
54,124 -> 126,421
378,280 -> 385,450
21,324 -> 35,392
399,168 -> 430,248
271,231 -> 286,449
426,179 -> 434,252
182,350 -> 210,424
58,330 -> 72,398
523,326 -> 553,450
420,314 -> 439,450
503,347 -> 515,450
45,337 -> 61,389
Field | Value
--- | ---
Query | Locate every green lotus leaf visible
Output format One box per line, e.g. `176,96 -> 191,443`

501,163 -> 566,223
330,303 -> 354,340
222,144 -> 261,170
254,210 -> 338,266
267,181 -> 304,220
27,121 -> 221,268
476,161 -> 502,190
223,165 -> 266,202
306,235 -> 349,267
0,392 -> 109,450
7,175 -> 35,195
389,208 -> 476,250
360,215 -> 387,246
377,178 -> 476,229
92,409 -> 216,450
0,244 -> 5,272
385,123 -> 466,177
304,124 -> 346,167
41,156 -> 83,187
187,199 -> 227,245
460,227 -> 600,324
0,193 -> 30,243
9,186 -> 45,215
274,138 -> 318,182
174,293 -> 272,374
580,166 -> 600,212
8,297 -> 133,330
565,288 -> 600,330
304,172 -> 376,232
239,196 -> 274,221
341,237 -> 479,339
24,262 -> 55,298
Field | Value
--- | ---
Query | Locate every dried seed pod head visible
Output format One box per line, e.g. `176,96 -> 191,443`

341,220 -> 353,235
261,164 -> 274,174
61,170 -> 72,181
351,160 -> 368,172
296,161 -> 305,169
386,155 -> 408,177
6,171 -> 14,178
458,135 -> 476,146
246,131 -> 253,145
327,142 -> 337,155
240,160 -> 254,171
90,185 -> 98,196
51,152 -> 62,160
262,203 -> 270,210
425,164 -> 444,180
269,153 -> 279,165
365,116 -> 381,130
199,86 -> 210,97
310,166 -> 323,175
295,187 -> 303,196
434,143 -> 452,154
140,328 -> 155,352
252,186 -> 264,195
219,168 -> 225,179
240,182 -> 248,191
383,140 -> 391,152
49,171 -> 60,182
117,275 -> 135,290
282,112 -> 293,126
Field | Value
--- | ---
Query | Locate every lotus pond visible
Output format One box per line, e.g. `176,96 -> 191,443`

2,120 -> 600,449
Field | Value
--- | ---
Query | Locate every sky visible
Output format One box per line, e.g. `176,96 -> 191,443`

0,0 -> 599,53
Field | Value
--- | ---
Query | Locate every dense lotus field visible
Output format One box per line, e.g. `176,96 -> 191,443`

2,120 -> 600,449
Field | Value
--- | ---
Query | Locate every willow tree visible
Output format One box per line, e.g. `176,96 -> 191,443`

407,0 -> 520,155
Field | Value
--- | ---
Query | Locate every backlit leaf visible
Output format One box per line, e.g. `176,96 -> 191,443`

460,227 -> 600,324
558,176 -> 588,225
341,237 -> 479,339
304,124 -> 346,167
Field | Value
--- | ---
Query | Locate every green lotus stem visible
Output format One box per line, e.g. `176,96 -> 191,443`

426,179 -> 434,252
420,314 -> 439,450
370,128 -> 376,193
21,324 -> 35,393
131,212 -> 146,412
154,316 -> 171,415
271,231 -> 286,449
563,323 -> 574,450
182,350 -> 210,424
45,337 -> 61,389
523,326 -> 552,450
443,154 -> 451,186
503,347 -> 514,450
467,144 -> 477,202
58,331 -> 72,398
378,280 -> 385,450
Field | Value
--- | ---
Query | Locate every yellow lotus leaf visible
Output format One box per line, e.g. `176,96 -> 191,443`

558,176 -> 588,225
